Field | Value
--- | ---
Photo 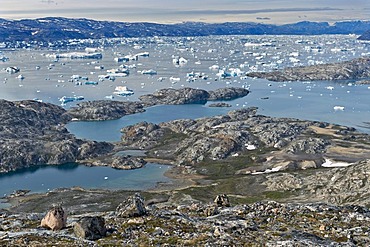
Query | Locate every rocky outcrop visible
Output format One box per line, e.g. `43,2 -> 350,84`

120,107 -> 370,173
139,88 -> 210,106
82,155 -> 146,170
67,100 -> 145,121
73,216 -> 106,240
263,159 -> 370,205
0,100 -> 114,173
247,57 -> 370,82
139,87 -> 249,106
116,193 -> 147,217
67,87 -> 249,121
208,102 -> 232,107
40,205 -> 67,230
208,87 -> 250,101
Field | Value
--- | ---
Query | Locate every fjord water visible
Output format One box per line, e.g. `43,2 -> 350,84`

0,163 -> 170,197
1,35 -> 370,196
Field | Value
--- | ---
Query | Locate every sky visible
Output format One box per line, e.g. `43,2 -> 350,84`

1,0 -> 369,24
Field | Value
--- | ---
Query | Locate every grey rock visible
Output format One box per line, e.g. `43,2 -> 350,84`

74,216 -> 106,240
139,87 -> 210,106
116,193 -> 147,217
208,102 -> 232,107
67,100 -> 145,121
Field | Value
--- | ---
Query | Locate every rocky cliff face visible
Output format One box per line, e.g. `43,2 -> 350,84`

247,57 -> 370,82
0,100 -> 113,173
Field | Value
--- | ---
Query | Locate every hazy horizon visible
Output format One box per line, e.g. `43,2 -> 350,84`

1,0 -> 369,24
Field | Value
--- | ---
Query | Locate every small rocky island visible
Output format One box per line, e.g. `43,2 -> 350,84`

1,87 -> 370,245
247,57 -> 370,82
67,87 -> 249,121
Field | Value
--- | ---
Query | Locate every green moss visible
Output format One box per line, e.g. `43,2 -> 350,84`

263,191 -> 293,200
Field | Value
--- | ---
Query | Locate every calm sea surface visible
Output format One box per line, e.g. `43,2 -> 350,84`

1,35 -> 370,196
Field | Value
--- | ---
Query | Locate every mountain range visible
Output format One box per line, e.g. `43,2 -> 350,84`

0,17 -> 370,46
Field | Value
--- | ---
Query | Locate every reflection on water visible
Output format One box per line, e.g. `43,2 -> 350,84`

0,163 -> 170,197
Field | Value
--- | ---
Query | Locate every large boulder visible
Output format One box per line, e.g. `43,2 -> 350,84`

40,205 -> 67,230
116,193 -> 147,217
74,216 -> 106,240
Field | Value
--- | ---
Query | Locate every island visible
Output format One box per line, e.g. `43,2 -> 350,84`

247,57 -> 370,82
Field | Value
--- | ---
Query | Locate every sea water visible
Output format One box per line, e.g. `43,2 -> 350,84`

0,163 -> 170,198
0,34 -> 370,194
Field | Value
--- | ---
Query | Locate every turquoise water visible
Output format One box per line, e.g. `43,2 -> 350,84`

0,163 -> 170,197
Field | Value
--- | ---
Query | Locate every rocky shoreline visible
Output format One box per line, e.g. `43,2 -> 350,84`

0,87 -> 249,173
0,100 -> 113,173
247,57 -> 370,82
67,87 -> 249,121
2,86 -> 370,245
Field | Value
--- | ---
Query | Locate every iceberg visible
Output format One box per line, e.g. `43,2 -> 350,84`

333,106 -> 345,111
113,86 -> 134,96
59,95 -> 84,105
48,52 -> 103,59
141,69 -> 157,75
85,81 -> 98,85
6,66 -> 20,74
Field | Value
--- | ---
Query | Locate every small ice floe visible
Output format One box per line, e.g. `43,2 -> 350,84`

209,65 -> 220,71
17,74 -> 25,80
251,166 -> 283,175
59,95 -> 84,105
326,86 -> 334,90
245,144 -> 257,150
104,176 -> 108,180
141,69 -> 157,75
105,95 -> 114,100
85,81 -> 98,85
321,158 -> 353,168
48,52 -> 103,59
333,106 -> 345,111
170,77 -> 180,83
94,65 -> 104,70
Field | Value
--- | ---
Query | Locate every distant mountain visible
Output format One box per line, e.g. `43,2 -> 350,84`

358,30 -> 370,40
0,17 -> 370,46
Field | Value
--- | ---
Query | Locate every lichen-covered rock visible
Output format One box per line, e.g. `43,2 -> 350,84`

73,216 -> 106,240
116,193 -> 147,217
40,205 -> 67,230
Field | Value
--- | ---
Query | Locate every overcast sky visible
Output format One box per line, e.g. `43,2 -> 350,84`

1,0 -> 369,24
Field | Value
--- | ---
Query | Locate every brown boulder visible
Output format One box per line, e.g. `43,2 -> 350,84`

40,205 -> 67,230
